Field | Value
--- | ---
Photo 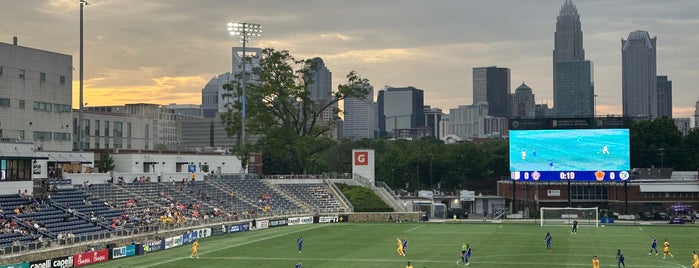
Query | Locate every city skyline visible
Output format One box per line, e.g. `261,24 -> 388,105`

1,0 -> 698,124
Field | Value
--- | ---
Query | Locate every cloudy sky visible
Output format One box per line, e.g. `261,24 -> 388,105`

2,0 -> 698,122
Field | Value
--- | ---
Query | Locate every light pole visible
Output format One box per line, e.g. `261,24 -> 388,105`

226,22 -> 262,173
78,0 -> 88,152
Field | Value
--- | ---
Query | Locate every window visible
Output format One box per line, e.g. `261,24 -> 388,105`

33,102 -> 52,112
19,100 -> 25,110
0,67 -> 3,76
19,69 -> 25,79
40,72 -> 46,82
53,132 -> 71,141
1,159 -> 32,181
0,98 -> 9,108
94,120 -> 100,136
33,131 -> 52,141
18,130 -> 24,141
54,104 -> 71,113
60,76 -> 65,85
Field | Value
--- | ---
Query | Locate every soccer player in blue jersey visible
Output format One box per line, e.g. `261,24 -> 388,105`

545,232 -> 552,253
402,238 -> 408,255
617,249 -> 625,268
295,260 -> 303,268
463,243 -> 472,266
649,236 -> 658,255
297,236 -> 304,253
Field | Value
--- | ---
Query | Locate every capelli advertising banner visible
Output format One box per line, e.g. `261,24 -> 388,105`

28,255 -> 73,268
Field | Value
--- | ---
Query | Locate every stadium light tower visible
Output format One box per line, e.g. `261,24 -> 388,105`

78,0 -> 89,152
226,22 -> 262,173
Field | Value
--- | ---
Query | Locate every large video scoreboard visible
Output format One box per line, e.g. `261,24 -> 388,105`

509,129 -> 630,182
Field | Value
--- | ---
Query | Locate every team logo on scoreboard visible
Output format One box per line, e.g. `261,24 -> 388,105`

594,170 -> 605,181
531,171 -> 541,181
354,152 -> 368,165
619,171 -> 630,181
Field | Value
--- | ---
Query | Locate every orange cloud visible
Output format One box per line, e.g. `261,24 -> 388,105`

72,75 -> 206,107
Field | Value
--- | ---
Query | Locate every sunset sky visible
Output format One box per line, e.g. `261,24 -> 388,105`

2,0 -> 697,123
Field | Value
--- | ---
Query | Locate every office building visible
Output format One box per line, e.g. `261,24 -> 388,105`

377,86 -> 425,139
343,85 -> 376,140
307,57 -> 338,138
0,39 -> 73,151
423,106 -> 444,138
622,30 -> 657,119
473,66 -> 510,118
510,83 -> 536,118
554,60 -> 594,117
553,0 -> 593,118
656,75 -> 672,118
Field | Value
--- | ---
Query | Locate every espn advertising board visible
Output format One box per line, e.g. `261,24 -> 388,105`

28,255 -> 73,268
73,249 -> 108,267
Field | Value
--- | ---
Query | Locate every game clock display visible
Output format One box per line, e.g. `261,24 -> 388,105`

509,129 -> 631,181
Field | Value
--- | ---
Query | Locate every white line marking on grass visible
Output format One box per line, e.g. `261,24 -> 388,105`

197,256 -> 684,267
639,227 -> 643,231
405,225 -> 424,233
141,224 -> 328,268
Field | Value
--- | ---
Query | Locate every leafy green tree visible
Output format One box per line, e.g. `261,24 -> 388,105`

221,48 -> 371,174
630,117 -> 684,168
98,148 -> 116,173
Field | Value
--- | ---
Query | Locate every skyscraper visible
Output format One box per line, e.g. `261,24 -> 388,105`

510,83 -> 536,118
377,86 -> 425,138
308,57 -> 332,102
656,75 -> 672,119
553,0 -> 593,118
473,66 -> 510,118
555,60 -> 594,117
553,0 -> 585,88
622,30 -> 657,119
307,57 -> 338,138
343,84 -> 375,140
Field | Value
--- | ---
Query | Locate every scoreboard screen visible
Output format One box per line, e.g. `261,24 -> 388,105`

509,129 -> 630,181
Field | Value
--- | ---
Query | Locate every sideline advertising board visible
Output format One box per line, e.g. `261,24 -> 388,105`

165,236 -> 183,249
110,245 -> 136,259
73,249 -> 108,267
28,255 -> 73,268
0,262 -> 28,268
269,219 -> 288,227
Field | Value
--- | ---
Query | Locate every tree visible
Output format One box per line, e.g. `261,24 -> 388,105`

221,48 -> 371,174
630,117 -> 683,168
98,148 -> 115,173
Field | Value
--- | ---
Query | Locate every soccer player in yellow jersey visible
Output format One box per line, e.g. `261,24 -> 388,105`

406,261 -> 414,268
691,251 -> 698,268
663,239 -> 673,259
592,255 -> 600,268
190,239 -> 200,259
396,238 -> 405,257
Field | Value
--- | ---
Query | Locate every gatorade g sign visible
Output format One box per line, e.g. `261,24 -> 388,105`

354,152 -> 368,165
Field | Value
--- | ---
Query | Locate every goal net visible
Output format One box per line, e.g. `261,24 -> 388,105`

540,207 -> 599,227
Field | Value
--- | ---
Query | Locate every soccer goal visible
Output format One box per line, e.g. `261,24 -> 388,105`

540,207 -> 599,227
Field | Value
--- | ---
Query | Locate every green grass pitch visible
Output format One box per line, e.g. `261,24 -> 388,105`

89,222 -> 698,268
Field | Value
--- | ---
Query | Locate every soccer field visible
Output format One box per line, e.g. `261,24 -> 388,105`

89,222 -> 698,268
